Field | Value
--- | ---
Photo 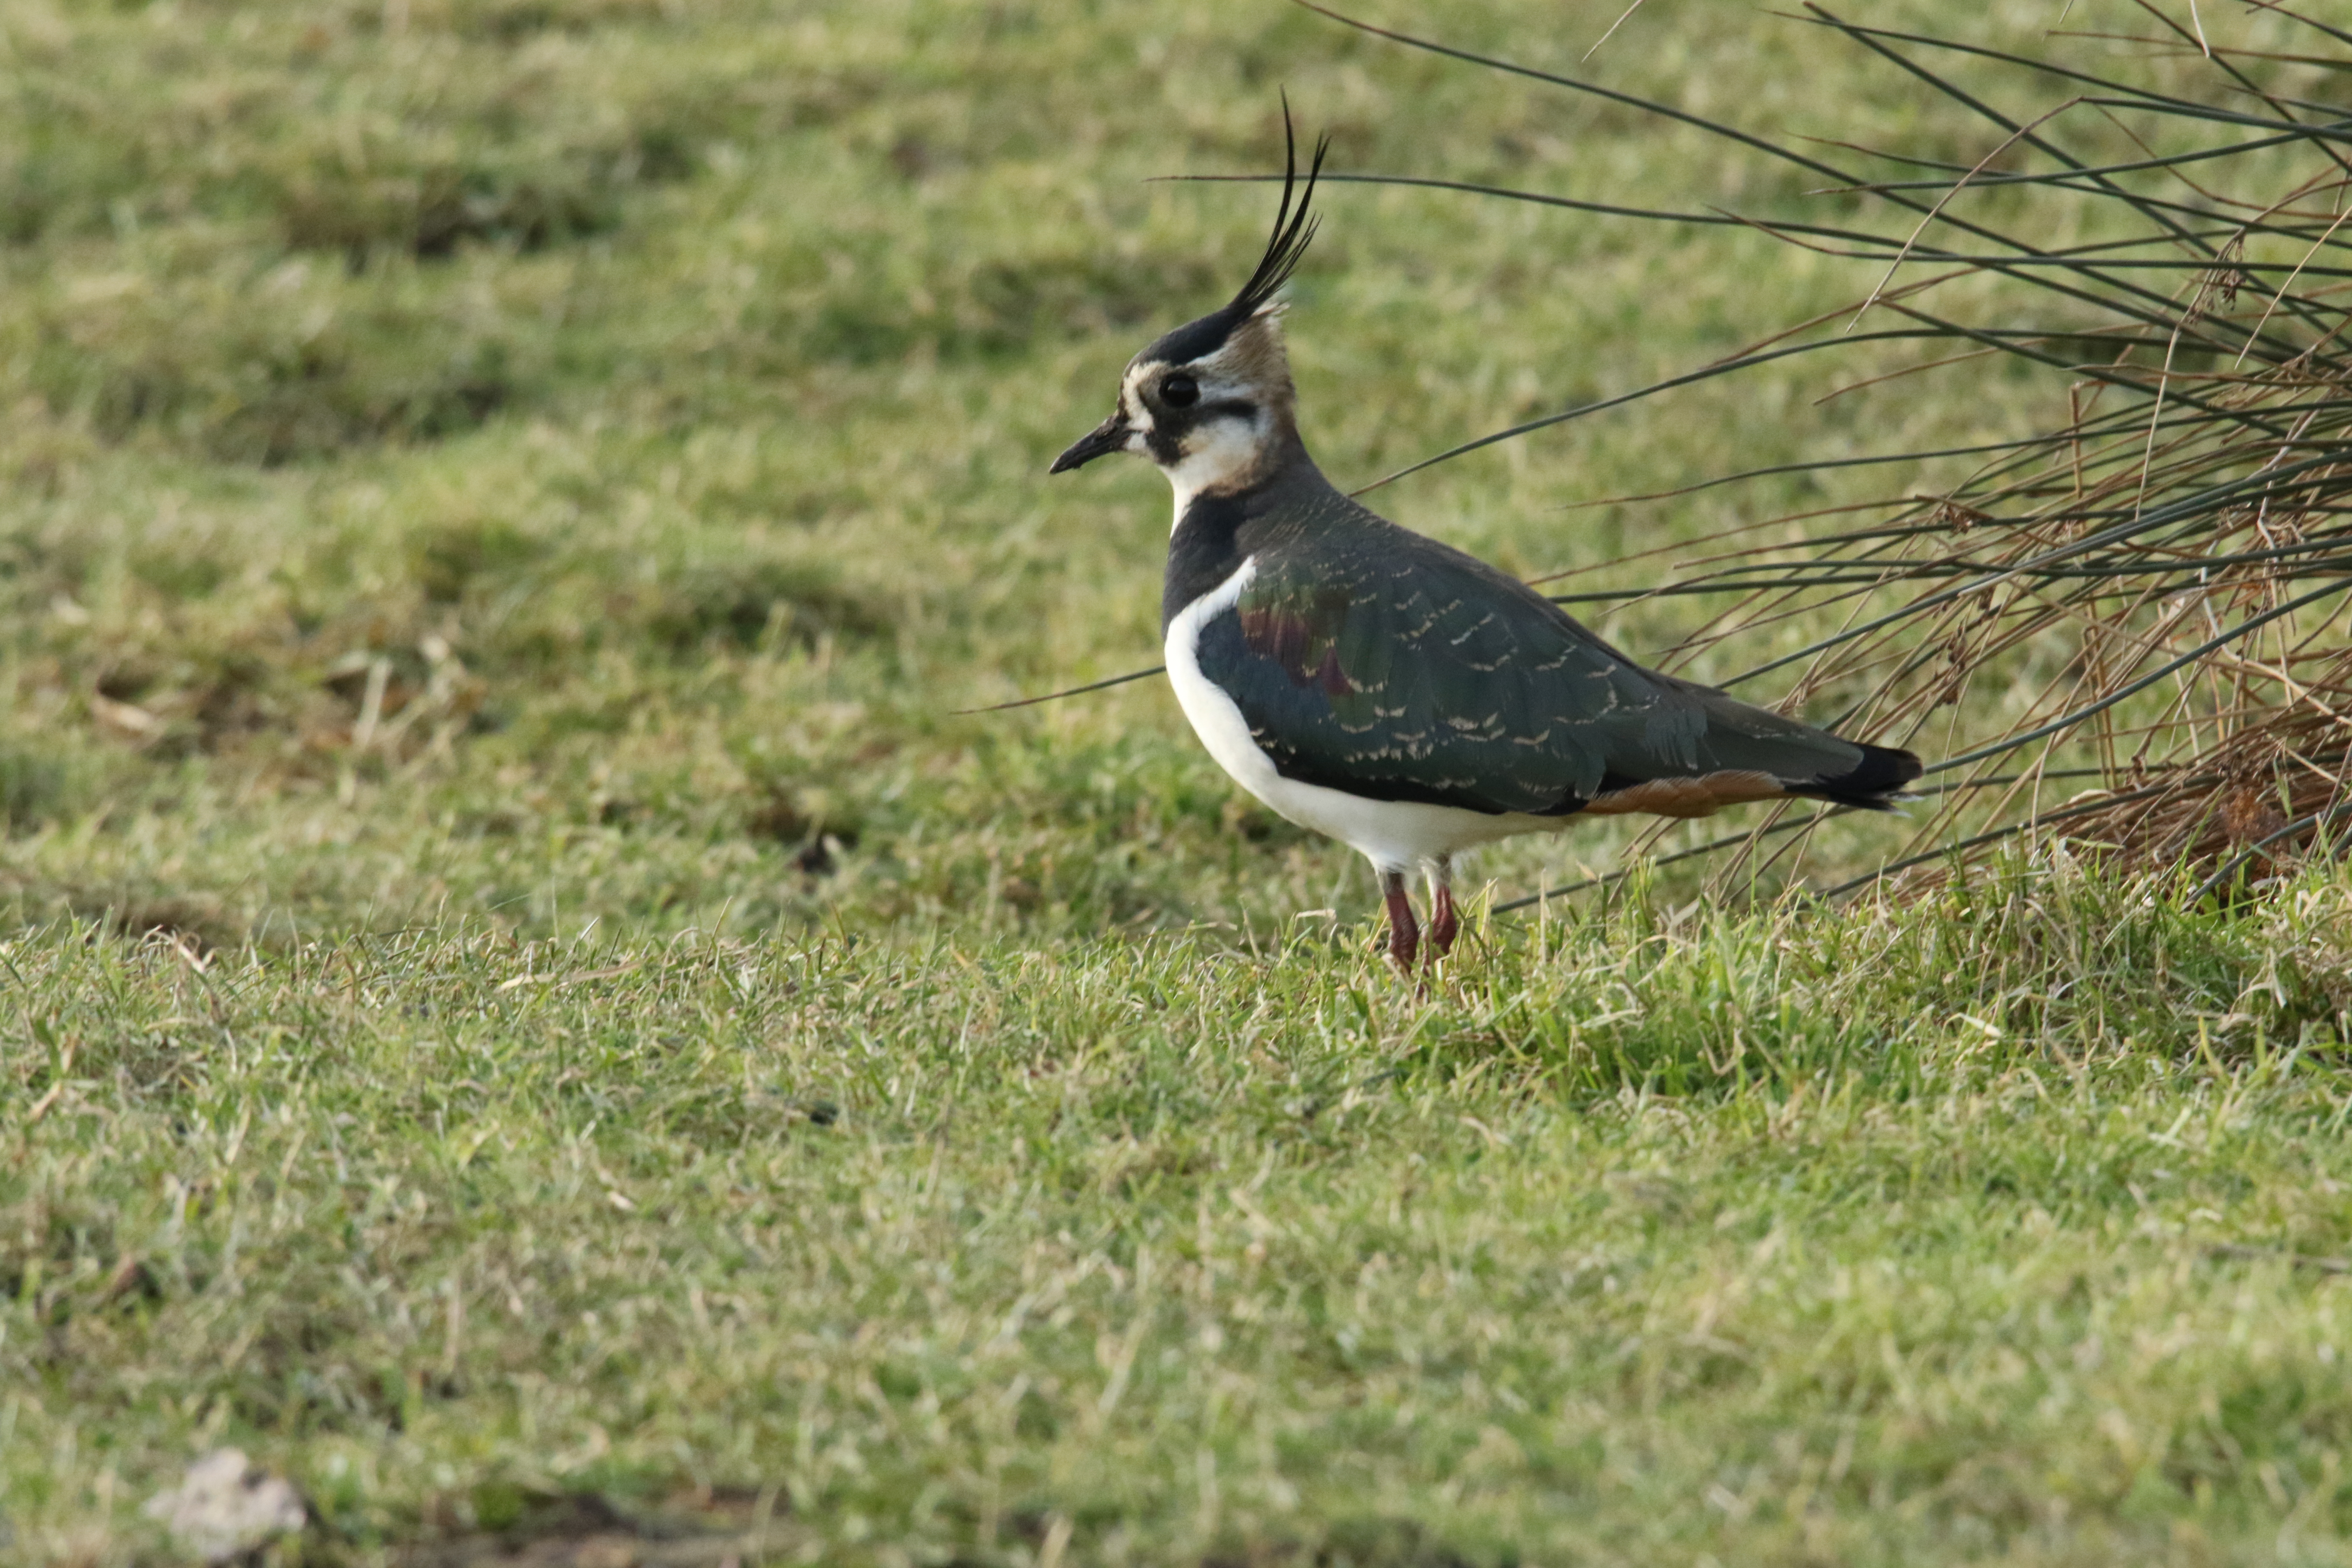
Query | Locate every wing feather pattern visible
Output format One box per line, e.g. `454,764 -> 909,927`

1192,539 -> 1911,817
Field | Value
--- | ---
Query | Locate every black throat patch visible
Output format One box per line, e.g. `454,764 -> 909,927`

1163,488 -> 1254,631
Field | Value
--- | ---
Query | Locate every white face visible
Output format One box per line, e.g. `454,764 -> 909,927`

1115,338 -> 1277,505
1054,307 -> 1292,493
1156,414 -> 1270,519
1111,362 -> 1159,460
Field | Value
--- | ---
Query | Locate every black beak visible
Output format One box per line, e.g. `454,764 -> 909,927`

1050,414 -> 1128,475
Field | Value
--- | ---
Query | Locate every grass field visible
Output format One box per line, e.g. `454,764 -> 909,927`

9,1 -> 2352,1562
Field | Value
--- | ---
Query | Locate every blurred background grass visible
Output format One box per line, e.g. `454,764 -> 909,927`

0,0 -> 2176,947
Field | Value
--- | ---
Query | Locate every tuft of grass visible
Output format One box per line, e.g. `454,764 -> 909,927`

1348,0 -> 2352,900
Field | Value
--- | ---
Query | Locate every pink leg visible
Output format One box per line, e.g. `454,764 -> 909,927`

1427,875 -> 1458,961
1381,871 -> 1419,971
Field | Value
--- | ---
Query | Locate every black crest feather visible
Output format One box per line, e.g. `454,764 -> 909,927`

1228,97 -> 1329,319
1133,100 -> 1330,370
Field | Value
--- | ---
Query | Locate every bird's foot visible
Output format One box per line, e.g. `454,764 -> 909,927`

1426,884 -> 1458,962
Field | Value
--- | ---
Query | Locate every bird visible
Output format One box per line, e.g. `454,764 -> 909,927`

1048,121 -> 1924,971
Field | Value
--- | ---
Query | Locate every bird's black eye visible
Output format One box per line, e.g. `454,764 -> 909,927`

1161,373 -> 1200,408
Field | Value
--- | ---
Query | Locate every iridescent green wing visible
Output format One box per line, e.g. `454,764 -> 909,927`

1197,542 -> 1870,814
1195,547 -> 1646,812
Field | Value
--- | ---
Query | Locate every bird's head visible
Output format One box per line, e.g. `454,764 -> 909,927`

1050,119 -> 1328,503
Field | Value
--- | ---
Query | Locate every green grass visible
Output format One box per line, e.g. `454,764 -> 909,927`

6,0 -> 2352,1562
18,872 -> 2352,1565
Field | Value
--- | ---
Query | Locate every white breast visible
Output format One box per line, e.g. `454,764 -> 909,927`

1162,555 -> 1559,875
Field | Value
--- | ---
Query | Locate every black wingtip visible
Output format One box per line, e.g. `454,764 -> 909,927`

1799,742 -> 1926,811
1228,95 -> 1330,319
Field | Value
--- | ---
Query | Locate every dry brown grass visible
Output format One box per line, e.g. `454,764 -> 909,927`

1375,2 -> 2352,905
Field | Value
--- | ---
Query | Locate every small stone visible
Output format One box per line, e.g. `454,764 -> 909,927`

143,1449 -> 306,1562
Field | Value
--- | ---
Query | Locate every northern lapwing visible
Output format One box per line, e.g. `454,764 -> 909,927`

1050,123 -> 1924,970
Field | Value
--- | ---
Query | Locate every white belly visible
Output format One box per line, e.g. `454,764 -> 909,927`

1163,556 -> 1562,875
